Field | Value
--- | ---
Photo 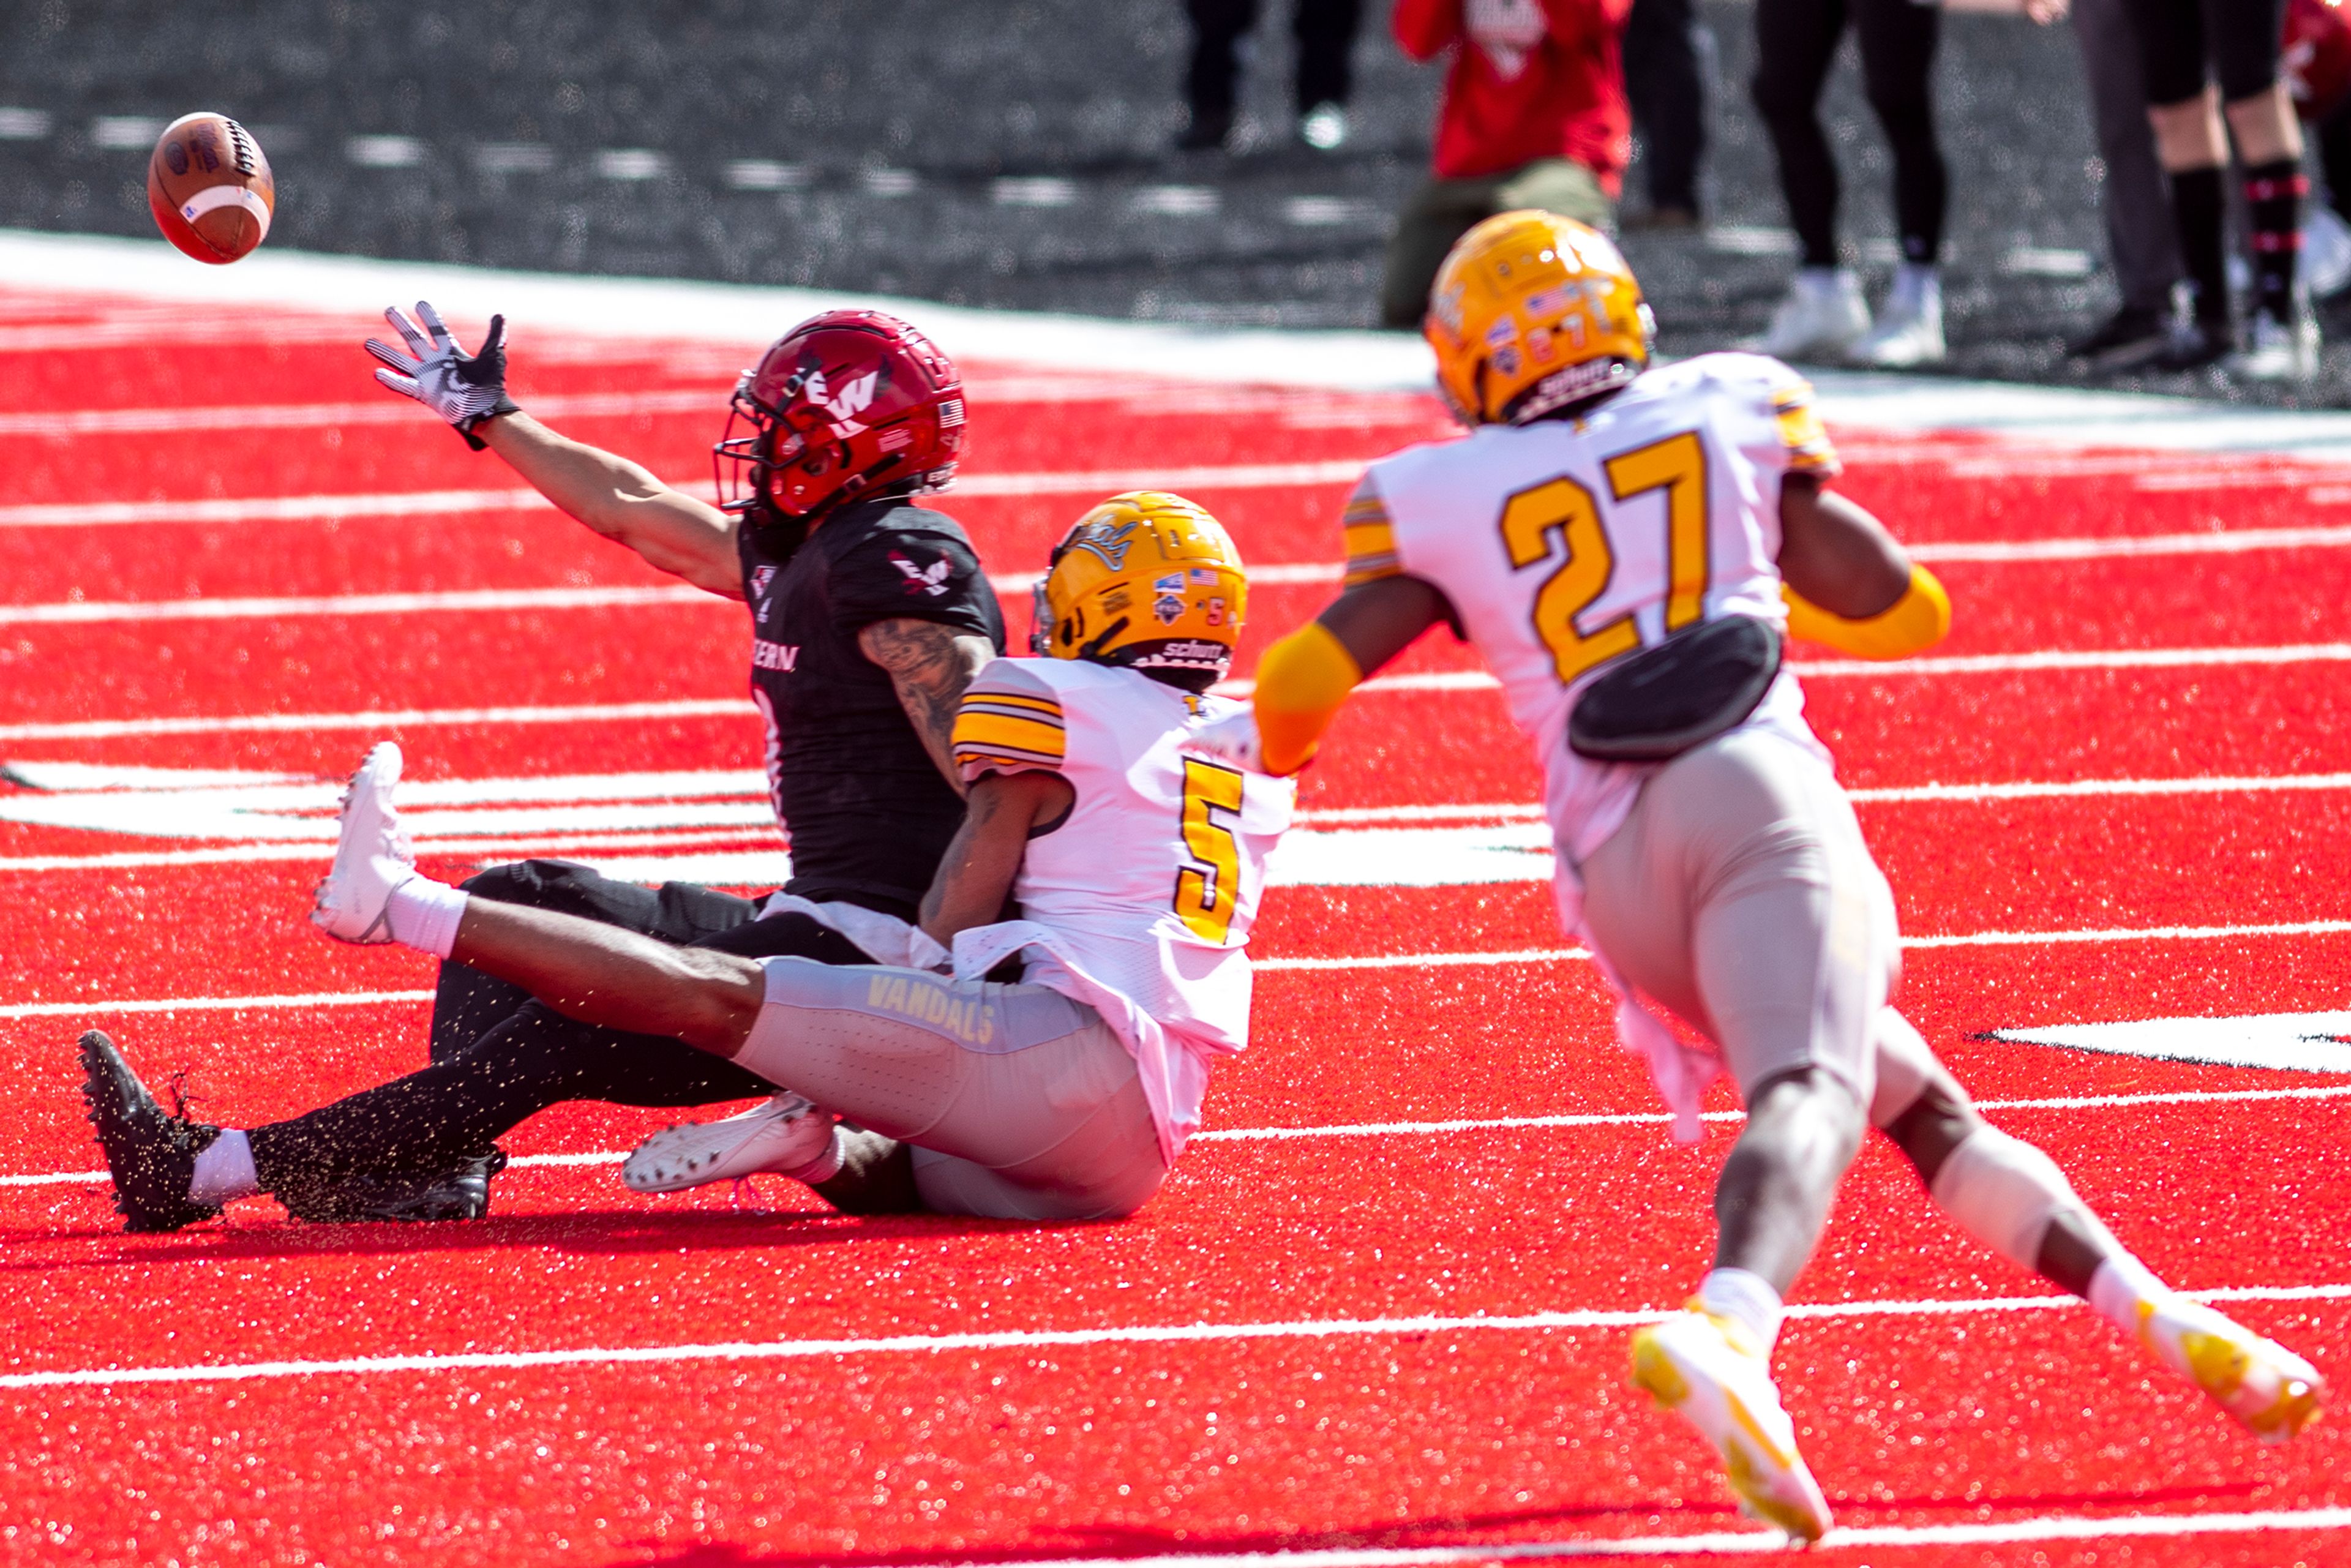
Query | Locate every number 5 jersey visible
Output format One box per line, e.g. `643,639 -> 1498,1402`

950,657 -> 1296,1162
1344,351 -> 1843,913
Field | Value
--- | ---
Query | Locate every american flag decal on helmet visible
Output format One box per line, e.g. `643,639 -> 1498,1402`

937,397 -> 965,427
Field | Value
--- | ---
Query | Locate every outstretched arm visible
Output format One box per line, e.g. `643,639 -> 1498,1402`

918,770 -> 1074,947
366,299 -> 741,597
477,413 -> 743,597
858,618 -> 1000,792
446,898 -> 766,1059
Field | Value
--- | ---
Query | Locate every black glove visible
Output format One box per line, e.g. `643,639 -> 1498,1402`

364,300 -> 521,451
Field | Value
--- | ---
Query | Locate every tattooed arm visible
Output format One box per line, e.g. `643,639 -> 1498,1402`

857,617 -> 999,792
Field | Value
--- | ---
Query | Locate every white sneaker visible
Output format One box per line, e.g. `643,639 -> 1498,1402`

2304,205 -> 2351,301
1299,102 -> 1348,152
309,741 -> 416,944
1854,263 -> 1946,367
2227,305 -> 2320,383
622,1093 -> 837,1194
1629,1307 -> 1834,1543
2136,1296 -> 2327,1443
1752,268 -> 1872,363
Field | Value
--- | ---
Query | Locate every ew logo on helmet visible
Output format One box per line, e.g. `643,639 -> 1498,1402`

890,550 -> 953,596
1064,519 -> 1138,571
805,366 -> 881,437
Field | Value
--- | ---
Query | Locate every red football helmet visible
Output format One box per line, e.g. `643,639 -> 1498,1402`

713,310 -> 966,535
2285,0 -> 2351,122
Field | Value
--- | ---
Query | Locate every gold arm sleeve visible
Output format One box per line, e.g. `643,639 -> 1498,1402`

1253,619 -> 1364,776
1781,563 -> 1951,661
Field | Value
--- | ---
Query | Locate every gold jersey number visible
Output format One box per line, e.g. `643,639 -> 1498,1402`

1174,757 -> 1246,943
1498,430 -> 1711,687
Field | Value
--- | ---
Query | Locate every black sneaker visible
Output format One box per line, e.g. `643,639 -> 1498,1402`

272,1149 -> 507,1223
2153,316 -> 2235,372
2067,305 -> 2171,371
78,1030 -> 223,1233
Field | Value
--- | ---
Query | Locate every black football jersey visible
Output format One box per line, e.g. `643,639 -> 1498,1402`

736,498 -> 1005,914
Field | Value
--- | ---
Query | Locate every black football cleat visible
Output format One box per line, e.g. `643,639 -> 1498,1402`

271,1148 -> 506,1223
78,1030 -> 224,1233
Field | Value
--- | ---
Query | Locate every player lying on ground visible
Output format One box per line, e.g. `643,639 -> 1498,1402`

1198,211 -> 2328,1540
198,305 -> 1002,1225
81,493 -> 1292,1225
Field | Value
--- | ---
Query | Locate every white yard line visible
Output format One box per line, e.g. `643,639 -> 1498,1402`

924,1504 -> 2351,1565
0,698 -> 752,743
9,1082 -> 2350,1191
0,1281 -> 2344,1391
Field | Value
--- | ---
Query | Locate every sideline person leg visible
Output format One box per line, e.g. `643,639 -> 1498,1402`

2069,0 -> 2183,366
1850,0 -> 1948,365
1749,0 -> 1873,361
1378,174 -> 1506,328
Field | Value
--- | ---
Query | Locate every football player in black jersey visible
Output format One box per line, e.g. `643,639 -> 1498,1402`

78,306 -> 1005,1227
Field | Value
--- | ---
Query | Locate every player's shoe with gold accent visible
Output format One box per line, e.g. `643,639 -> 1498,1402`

622,1093 -> 836,1194
1630,1307 -> 1833,1544
310,741 -> 417,944
2137,1296 -> 2327,1443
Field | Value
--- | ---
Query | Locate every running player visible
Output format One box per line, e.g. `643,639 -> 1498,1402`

82,493 -> 1290,1223
162,304 -> 1003,1226
1198,211 -> 2327,1539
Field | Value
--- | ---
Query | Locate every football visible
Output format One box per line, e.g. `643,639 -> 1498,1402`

146,111 -> 275,264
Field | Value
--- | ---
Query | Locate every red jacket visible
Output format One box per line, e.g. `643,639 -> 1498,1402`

1393,0 -> 1633,190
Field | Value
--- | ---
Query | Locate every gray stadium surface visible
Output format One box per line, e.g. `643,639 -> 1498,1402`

3,0 -> 2346,406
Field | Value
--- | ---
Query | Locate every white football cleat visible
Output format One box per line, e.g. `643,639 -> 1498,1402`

1854,264 -> 1945,368
2137,1296 -> 2327,1443
1751,268 -> 1871,363
1630,1307 -> 1834,1544
622,1093 -> 836,1195
309,741 -> 417,944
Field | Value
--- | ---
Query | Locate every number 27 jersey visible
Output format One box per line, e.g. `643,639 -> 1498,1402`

1347,351 -> 1841,868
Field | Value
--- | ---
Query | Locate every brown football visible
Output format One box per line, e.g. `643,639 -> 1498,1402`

147,112 -> 275,264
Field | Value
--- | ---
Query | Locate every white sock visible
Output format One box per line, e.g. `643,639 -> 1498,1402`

1698,1267 -> 1785,1351
2087,1251 -> 2171,1338
788,1125 -> 846,1185
385,877 -> 468,959
189,1128 -> 260,1206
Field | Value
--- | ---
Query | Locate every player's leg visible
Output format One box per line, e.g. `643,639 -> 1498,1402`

626,958 -> 1167,1222
1581,728 -> 1886,1540
1870,1012 -> 2327,1441
428,860 -> 760,1063
1750,0 -> 1869,361
1850,0 -> 1947,367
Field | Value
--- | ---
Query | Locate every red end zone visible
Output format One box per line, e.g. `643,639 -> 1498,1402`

0,283 -> 2346,1566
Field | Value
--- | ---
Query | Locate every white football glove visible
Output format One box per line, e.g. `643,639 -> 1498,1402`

364,300 -> 520,449
1187,708 -> 1269,773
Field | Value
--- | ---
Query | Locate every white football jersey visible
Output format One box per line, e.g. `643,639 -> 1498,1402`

951,656 -> 1296,1159
1348,351 -> 1841,877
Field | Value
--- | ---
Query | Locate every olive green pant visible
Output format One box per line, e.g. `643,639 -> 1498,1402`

1378,157 -> 1616,328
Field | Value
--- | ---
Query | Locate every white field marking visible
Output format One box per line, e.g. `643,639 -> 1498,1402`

1292,773 -> 2351,816
1300,642 -> 2351,697
0,561 -> 1331,625
0,697 -> 751,743
0,829 -> 774,876
13,1082 -> 2351,1190
1991,1010 -> 2351,1074
1909,522 -> 2351,560
0,462 -> 1373,531
2,1283 -> 2347,1392
912,1506 -> 2351,1566
0,388 -> 721,436
0,988 -> 435,1022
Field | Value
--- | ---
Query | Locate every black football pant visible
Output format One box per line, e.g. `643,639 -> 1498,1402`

1624,0 -> 1708,214
1751,0 -> 1946,268
1185,0 -> 1363,120
244,860 -> 869,1190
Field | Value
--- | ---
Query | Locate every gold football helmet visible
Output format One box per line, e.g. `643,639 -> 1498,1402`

1425,209 -> 1654,427
1032,491 -> 1248,686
